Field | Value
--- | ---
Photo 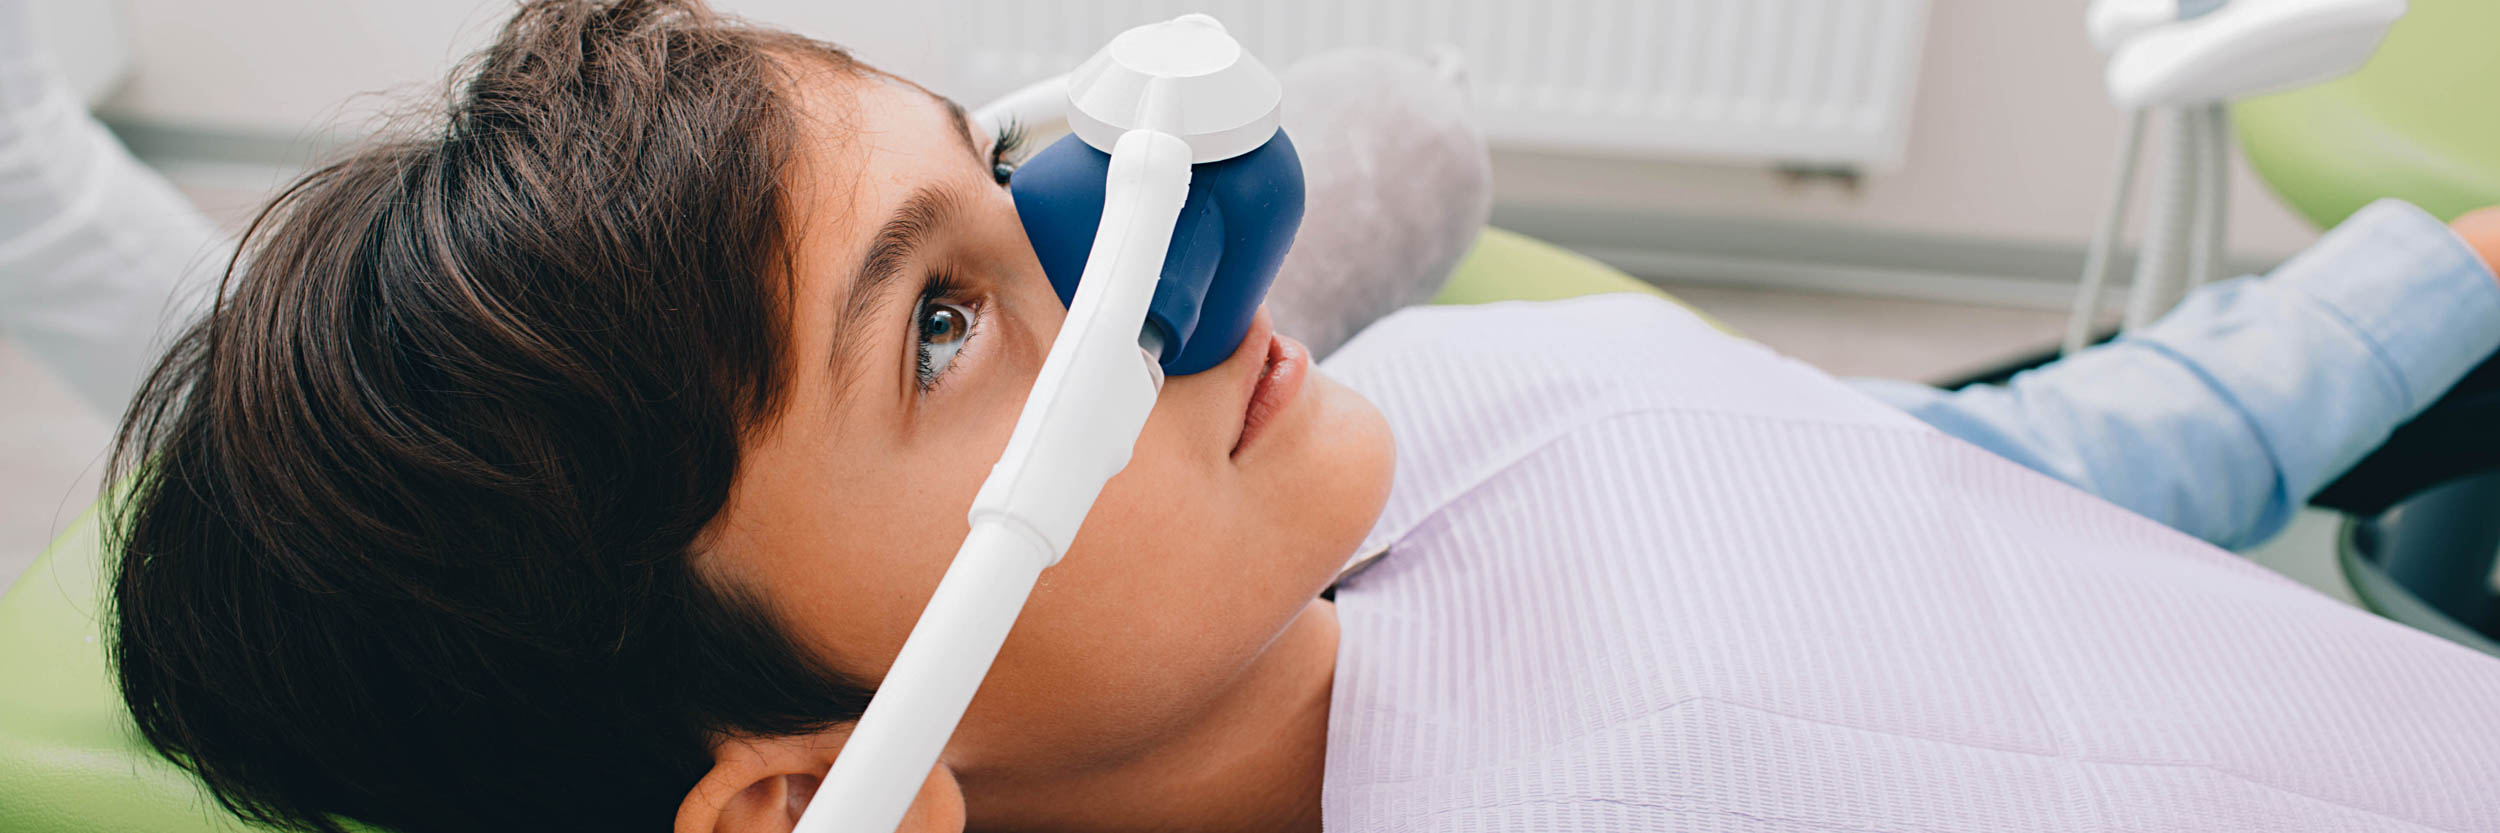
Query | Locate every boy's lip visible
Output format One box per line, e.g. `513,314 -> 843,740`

1230,321 -> 1307,460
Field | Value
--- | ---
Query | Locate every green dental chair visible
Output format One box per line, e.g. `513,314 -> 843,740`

0,228 -> 1683,833
2235,0 -> 2500,229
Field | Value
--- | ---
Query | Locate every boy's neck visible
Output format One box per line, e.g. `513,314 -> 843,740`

965,599 -> 1339,833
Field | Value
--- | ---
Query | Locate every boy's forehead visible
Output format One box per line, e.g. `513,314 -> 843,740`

869,75 -> 982,162
776,72 -> 978,243
789,74 -> 979,199
791,68 -> 976,153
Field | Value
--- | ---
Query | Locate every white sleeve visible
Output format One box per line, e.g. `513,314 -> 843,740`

0,0 -> 227,414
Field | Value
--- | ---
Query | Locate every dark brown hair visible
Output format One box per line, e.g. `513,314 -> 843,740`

106,2 -> 872,830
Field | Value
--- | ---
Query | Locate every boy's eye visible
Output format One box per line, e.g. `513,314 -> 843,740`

915,300 -> 976,390
923,304 -> 967,344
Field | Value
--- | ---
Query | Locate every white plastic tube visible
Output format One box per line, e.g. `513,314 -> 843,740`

2064,108 -> 2147,356
795,128 -> 1194,833
2122,105 -> 2204,332
801,519 -> 1047,823
2188,102 -> 2232,290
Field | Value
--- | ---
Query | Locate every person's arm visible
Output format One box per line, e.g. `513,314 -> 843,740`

0,0 -> 224,414
1853,199 -> 2500,550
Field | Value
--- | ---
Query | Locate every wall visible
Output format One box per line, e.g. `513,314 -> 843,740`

1487,0 -> 2317,259
92,0 -> 2323,282
99,0 -> 950,134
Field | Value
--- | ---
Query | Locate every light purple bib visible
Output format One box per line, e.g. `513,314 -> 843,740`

1318,297 -> 2500,832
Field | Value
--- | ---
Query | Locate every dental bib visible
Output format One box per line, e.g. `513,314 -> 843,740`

1320,296 -> 2500,832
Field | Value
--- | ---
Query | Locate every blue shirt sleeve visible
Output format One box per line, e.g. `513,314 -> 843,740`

1852,199 -> 2500,550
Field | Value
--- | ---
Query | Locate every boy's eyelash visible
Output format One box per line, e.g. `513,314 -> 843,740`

990,121 -> 1027,170
921,268 -> 969,303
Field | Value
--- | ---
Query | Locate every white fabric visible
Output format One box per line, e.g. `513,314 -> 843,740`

1318,295 -> 2500,832
1269,49 -> 1490,359
1,0 -> 222,413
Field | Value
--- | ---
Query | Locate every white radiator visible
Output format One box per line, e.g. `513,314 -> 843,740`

939,0 -> 1932,171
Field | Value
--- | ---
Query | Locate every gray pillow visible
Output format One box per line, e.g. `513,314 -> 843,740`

1269,49 -> 1492,359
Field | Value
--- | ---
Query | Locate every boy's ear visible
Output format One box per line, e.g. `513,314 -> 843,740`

677,728 -> 965,833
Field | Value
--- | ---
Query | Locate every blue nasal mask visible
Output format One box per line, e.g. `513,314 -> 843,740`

1012,128 -> 1304,375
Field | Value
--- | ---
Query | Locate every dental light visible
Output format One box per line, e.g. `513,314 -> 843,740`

2064,0 -> 2405,354
794,14 -> 1303,833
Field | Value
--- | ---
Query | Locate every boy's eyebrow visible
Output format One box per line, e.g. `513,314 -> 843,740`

831,183 -> 964,381
936,95 -> 984,166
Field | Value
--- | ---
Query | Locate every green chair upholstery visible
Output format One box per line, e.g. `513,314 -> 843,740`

0,503 -> 257,833
0,228 -> 1687,833
1433,228 -> 1725,333
2236,0 -> 2500,227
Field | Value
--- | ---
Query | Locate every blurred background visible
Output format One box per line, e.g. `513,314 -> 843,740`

2,0 -> 2345,590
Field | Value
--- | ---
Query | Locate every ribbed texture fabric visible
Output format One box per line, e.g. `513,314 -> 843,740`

1317,296 -> 2500,832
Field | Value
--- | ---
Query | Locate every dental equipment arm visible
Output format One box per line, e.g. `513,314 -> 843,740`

2103,0 -> 2406,111
2066,0 -> 2406,353
797,16 -> 1298,833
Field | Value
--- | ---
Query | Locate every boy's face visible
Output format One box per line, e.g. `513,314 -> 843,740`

694,67 -> 1394,800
